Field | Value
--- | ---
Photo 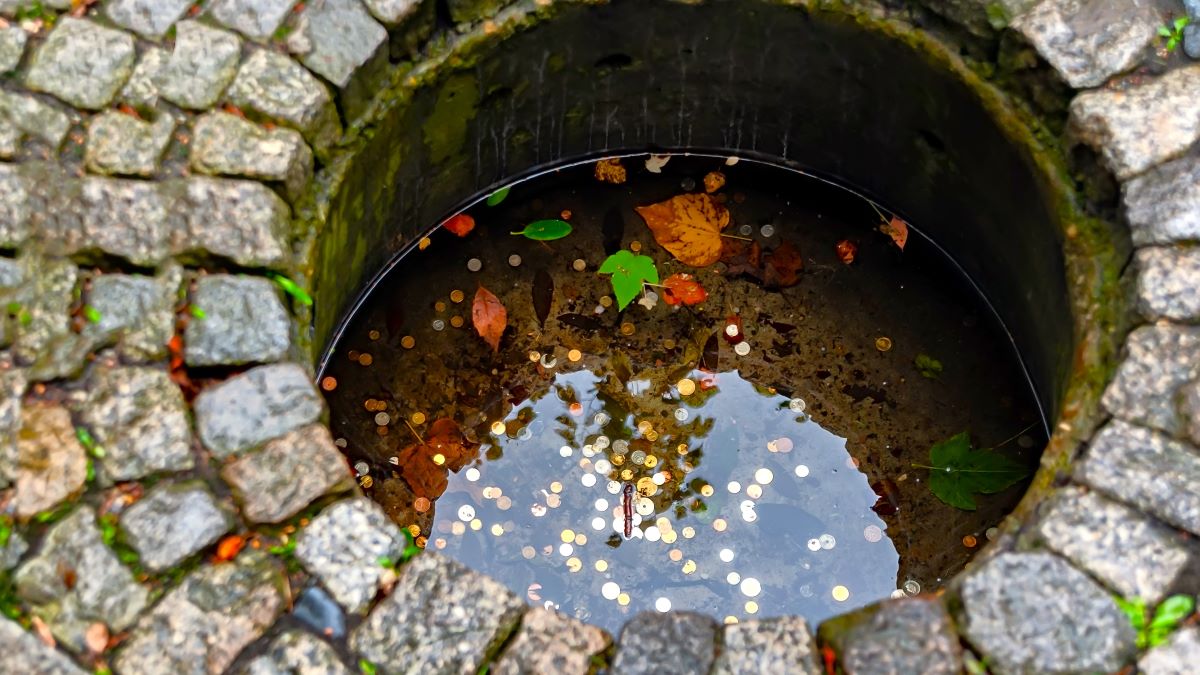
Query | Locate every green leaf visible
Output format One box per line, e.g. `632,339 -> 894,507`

18,310 -> 31,326
5,301 -> 20,314
923,431 -> 1029,510
75,427 -> 95,449
190,305 -> 206,319
85,459 -> 95,483
269,274 -> 313,306
359,659 -> 378,675
1151,595 -> 1195,629
511,219 -> 572,241
377,556 -> 394,569
486,186 -> 511,206
1116,596 -> 1148,631
914,353 -> 943,379
1160,25 -> 1175,37
83,305 -> 102,323
598,250 -> 659,310
1175,17 -> 1190,31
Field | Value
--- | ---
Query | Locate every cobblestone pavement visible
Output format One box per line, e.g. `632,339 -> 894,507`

0,0 -> 1198,673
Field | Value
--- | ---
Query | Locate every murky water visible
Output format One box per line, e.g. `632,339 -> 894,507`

320,154 -> 1043,631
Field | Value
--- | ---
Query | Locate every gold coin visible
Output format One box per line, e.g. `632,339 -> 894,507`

677,379 -> 696,396
644,455 -> 658,467
414,497 -> 431,513
682,526 -> 696,539
621,469 -> 634,480
550,481 -> 563,493
434,301 -> 447,312
645,431 -> 659,442
470,519 -> 482,531
669,549 -> 683,561
599,296 -> 613,308
567,557 -> 582,572
320,376 -> 337,391
620,322 -> 635,336
724,616 -> 739,625
568,349 -> 582,362
677,443 -> 689,455
617,593 -> 630,606
432,453 -> 445,465
875,336 -> 893,352
450,316 -> 464,328
411,412 -> 426,425
612,455 -> 625,466
832,585 -> 850,602
561,529 -> 575,543
574,533 -> 587,546
491,421 -> 506,435
745,601 -> 759,614
529,351 -> 541,362
595,560 -> 608,572
368,330 -> 381,340
630,241 -> 642,252
637,477 -> 657,495
401,336 -> 415,349
662,530 -> 678,544
664,339 -> 676,349
713,518 -> 727,532
450,290 -> 465,303
491,524 -> 504,536
682,560 -> 697,574
358,353 -> 373,366
408,524 -> 421,537
700,484 -> 714,497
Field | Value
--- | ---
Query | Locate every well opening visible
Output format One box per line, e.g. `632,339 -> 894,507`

307,0 -> 1123,633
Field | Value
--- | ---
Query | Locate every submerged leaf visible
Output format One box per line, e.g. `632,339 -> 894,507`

471,284 -> 507,352
703,171 -> 726,194
598,250 -> 659,310
443,213 -> 475,237
923,431 -> 1029,510
835,239 -> 857,264
914,353 -> 943,379
635,193 -> 731,267
532,268 -> 553,326
879,215 -> 909,250
486,186 -> 511,206
662,273 -> 708,306
762,241 -> 803,289
511,219 -> 572,241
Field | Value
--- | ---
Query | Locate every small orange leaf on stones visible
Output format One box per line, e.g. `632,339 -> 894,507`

635,193 -> 731,267
214,534 -> 246,562
594,158 -> 627,184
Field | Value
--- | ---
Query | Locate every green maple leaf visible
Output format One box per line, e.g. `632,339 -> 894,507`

598,250 -> 658,310
923,431 -> 1029,510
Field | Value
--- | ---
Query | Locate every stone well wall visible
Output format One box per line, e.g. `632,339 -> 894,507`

0,0 -> 1198,674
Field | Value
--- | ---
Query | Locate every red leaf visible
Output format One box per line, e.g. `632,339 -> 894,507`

835,240 -> 857,265
662,273 -> 708,306
822,645 -> 838,675
472,284 -> 507,352
443,213 -> 475,237
880,215 -> 908,250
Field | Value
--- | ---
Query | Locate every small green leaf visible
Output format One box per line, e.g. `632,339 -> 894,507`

1176,16 -> 1190,31
18,310 -> 32,326
1160,25 -> 1175,37
359,659 -> 378,675
914,353 -> 943,379
377,556 -> 394,569
75,427 -> 95,449
922,431 -> 1029,510
511,219 -> 572,241
85,459 -> 95,483
486,186 -> 511,206
598,250 -> 659,310
0,516 -> 12,548
1151,595 -> 1195,629
5,301 -> 20,314
190,305 -> 206,319
270,274 -> 314,306
82,305 -> 102,323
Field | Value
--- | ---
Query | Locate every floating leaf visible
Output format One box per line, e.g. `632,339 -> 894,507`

511,219 -> 572,241
486,186 -> 510,206
395,418 -> 480,499
472,284 -> 507,352
443,213 -> 475,237
269,274 -> 313,306
532,269 -> 553,326
635,193 -> 730,267
594,157 -> 627,184
703,171 -> 726,194
921,431 -> 1029,510
762,241 -> 803,289
835,239 -> 857,264
645,154 -> 671,173
598,250 -> 658,310
700,331 -> 720,372
879,215 -> 909,250
914,353 -> 943,379
662,273 -> 707,306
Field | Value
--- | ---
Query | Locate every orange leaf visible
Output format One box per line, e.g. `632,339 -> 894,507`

472,284 -> 507,352
594,157 -> 627,184
662,273 -> 708,306
635,193 -> 730,267
443,213 -> 475,237
214,535 -> 246,562
880,215 -> 908,250
835,239 -> 857,264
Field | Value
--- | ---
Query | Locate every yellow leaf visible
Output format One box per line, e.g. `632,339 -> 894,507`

635,193 -> 730,267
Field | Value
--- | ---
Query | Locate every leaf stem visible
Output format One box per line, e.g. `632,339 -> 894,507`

404,420 -> 425,444
719,233 -> 752,241
987,421 -> 1039,451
